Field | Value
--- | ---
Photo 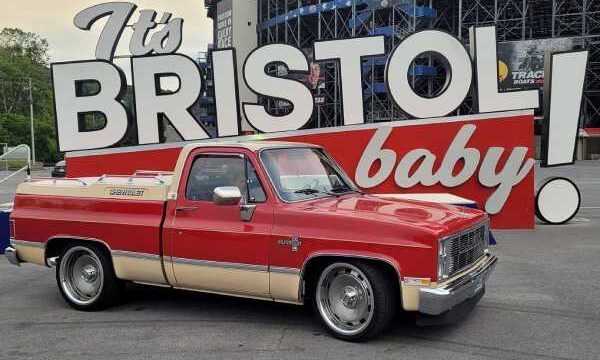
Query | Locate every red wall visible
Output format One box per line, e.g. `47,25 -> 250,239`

67,113 -> 534,229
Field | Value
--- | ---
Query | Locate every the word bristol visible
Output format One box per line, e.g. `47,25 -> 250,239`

51,3 -> 586,152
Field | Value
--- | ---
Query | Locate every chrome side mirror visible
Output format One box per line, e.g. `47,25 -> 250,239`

213,186 -> 242,206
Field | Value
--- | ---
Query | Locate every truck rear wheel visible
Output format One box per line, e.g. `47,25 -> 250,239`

56,243 -> 122,311
312,261 -> 397,342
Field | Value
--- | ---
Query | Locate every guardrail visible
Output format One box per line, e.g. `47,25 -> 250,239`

0,144 -> 32,185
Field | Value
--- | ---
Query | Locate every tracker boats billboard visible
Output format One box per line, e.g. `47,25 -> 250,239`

52,2 -> 590,229
498,37 -> 585,91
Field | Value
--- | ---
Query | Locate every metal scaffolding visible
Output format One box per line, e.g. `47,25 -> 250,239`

250,0 -> 600,127
257,0 -> 439,127
454,0 -> 600,126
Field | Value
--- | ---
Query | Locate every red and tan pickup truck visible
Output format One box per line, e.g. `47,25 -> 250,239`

5,141 -> 496,341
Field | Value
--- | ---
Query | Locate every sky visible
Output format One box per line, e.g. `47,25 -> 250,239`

0,0 -> 214,62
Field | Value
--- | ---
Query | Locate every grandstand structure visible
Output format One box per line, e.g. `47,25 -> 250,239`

194,49 -> 218,137
205,0 -> 600,129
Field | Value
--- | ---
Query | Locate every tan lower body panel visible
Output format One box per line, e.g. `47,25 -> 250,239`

270,272 -> 302,304
112,254 -> 168,285
173,287 -> 274,302
172,262 -> 270,298
14,242 -> 45,266
401,284 -> 421,311
13,240 -> 302,304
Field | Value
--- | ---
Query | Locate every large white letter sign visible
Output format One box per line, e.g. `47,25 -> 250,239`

242,44 -> 313,133
385,30 -> 472,118
132,54 -> 209,144
212,49 -> 241,137
470,26 -> 539,113
355,124 -> 535,214
479,146 -> 534,215
355,126 -> 397,188
52,61 -> 129,152
542,50 -> 589,167
74,2 -> 137,61
314,36 -> 386,125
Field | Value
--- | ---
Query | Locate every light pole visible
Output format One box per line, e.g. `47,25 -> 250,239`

29,77 -> 36,164
0,143 -> 7,171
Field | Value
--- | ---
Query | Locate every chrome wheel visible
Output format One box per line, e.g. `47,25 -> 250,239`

59,246 -> 104,306
316,263 -> 375,336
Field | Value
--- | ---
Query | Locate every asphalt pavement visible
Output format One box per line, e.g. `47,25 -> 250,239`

0,163 -> 599,360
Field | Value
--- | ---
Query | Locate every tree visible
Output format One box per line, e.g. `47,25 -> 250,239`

0,28 -> 58,164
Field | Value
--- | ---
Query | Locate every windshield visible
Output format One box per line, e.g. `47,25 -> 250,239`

260,147 -> 357,202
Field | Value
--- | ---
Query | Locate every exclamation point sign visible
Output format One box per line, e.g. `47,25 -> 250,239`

541,50 -> 589,167
537,50 -> 588,224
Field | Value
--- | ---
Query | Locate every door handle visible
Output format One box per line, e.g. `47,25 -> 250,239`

175,206 -> 197,212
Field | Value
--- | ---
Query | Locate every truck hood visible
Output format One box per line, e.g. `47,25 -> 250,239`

275,193 -> 487,247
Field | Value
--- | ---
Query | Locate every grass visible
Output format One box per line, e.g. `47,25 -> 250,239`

0,159 -> 28,170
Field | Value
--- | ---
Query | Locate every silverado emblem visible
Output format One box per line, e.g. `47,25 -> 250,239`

277,236 -> 302,252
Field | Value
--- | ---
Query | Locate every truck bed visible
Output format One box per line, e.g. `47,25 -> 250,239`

10,173 -> 174,284
17,172 -> 174,201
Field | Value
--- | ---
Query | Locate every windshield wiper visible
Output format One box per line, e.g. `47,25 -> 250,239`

294,188 -> 341,197
330,186 -> 361,195
294,187 -> 359,198
294,188 -> 322,195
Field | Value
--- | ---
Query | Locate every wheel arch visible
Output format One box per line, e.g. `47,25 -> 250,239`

45,236 -> 115,269
300,252 -> 402,300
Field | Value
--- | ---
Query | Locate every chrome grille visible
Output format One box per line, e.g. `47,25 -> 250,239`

444,223 -> 488,277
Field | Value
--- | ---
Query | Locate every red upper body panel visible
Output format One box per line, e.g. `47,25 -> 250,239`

12,195 -> 165,255
268,193 -> 485,279
276,194 -> 484,245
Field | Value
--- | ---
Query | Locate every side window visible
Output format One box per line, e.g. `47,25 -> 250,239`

246,158 -> 266,203
185,155 -> 246,202
185,154 -> 267,203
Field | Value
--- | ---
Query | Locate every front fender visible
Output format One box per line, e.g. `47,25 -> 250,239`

300,250 -> 402,280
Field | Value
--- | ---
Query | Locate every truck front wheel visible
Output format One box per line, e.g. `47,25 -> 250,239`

56,243 -> 122,311
313,261 -> 397,342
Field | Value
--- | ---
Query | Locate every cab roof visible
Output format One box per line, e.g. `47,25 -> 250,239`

167,140 -> 322,196
181,140 -> 321,152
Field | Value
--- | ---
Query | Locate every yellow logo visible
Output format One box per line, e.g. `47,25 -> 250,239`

498,60 -> 509,82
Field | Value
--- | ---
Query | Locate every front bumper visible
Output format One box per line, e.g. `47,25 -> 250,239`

418,253 -> 497,316
5,246 -> 21,266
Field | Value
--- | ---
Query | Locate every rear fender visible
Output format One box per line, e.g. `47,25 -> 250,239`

46,236 -> 168,285
45,236 -> 115,268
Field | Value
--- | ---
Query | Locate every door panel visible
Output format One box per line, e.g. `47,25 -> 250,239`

170,151 -> 273,297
